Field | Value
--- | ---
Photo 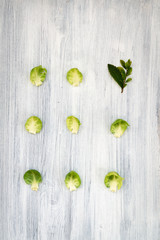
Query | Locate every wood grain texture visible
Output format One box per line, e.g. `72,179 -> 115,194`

0,0 -> 160,239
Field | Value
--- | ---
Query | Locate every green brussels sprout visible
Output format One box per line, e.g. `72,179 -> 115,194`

110,119 -> 129,138
65,171 -> 81,191
104,171 -> 124,192
23,169 -> 42,191
66,68 -> 83,86
25,116 -> 42,134
66,116 -> 81,134
30,65 -> 47,86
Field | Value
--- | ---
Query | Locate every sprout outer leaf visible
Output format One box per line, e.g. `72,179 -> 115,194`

66,68 -> 83,86
23,169 -> 42,191
65,171 -> 81,191
110,119 -> 129,138
30,65 -> 47,86
25,116 -> 42,134
104,171 -> 124,192
66,116 -> 81,134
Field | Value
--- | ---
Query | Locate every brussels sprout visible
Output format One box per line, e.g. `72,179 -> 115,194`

104,171 -> 124,192
23,169 -> 42,191
66,68 -> 83,86
65,171 -> 81,191
66,116 -> 81,134
25,116 -> 42,134
30,65 -> 47,86
110,119 -> 129,138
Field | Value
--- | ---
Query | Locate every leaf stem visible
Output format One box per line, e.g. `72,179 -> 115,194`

121,71 -> 127,93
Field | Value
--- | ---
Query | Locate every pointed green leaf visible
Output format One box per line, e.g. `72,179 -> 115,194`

124,83 -> 127,88
126,78 -> 132,83
120,60 -> 126,69
108,64 -> 123,89
117,67 -> 126,80
126,67 -> 132,76
125,59 -> 132,69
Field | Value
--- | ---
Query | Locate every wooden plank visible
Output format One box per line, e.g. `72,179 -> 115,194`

0,0 -> 160,239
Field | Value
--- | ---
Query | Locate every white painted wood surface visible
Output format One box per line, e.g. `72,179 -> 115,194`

0,0 -> 160,239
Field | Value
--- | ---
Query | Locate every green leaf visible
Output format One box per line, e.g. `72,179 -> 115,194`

108,64 -> 123,89
120,60 -> 126,69
126,78 -> 132,83
125,59 -> 132,69
117,67 -> 126,80
126,67 -> 132,76
124,83 -> 127,88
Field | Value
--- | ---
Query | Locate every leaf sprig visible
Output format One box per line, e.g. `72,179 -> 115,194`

108,59 -> 132,93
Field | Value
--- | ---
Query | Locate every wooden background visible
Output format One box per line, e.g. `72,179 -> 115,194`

0,0 -> 160,239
